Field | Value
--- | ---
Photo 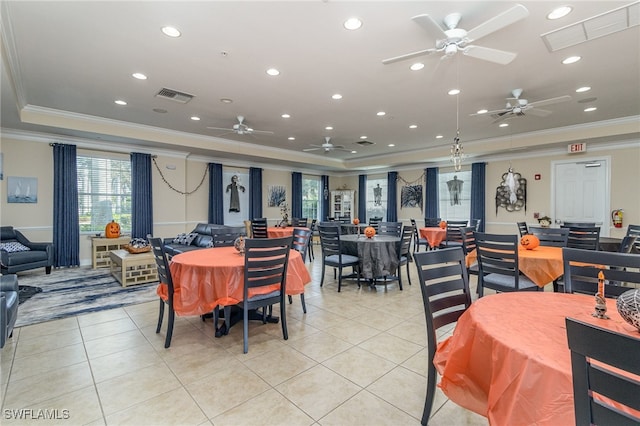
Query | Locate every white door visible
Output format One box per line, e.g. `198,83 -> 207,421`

552,158 -> 610,236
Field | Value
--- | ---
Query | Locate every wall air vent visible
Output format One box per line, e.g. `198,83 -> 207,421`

356,140 -> 375,146
155,88 -> 195,103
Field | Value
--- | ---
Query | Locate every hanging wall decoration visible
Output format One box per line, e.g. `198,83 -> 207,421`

401,185 -> 423,210
495,167 -> 526,213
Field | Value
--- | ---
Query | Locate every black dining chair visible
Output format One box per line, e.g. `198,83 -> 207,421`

424,217 -> 441,228
626,224 -> 640,253
562,222 -> 596,228
565,317 -> 640,426
378,221 -> 402,237
410,218 -> 429,253
619,235 -> 638,253
460,226 -> 478,276
291,217 -> 308,227
148,237 -> 177,348
395,225 -> 414,289
413,247 -> 472,426
474,232 -> 540,297
288,227 -> 312,313
529,226 -> 569,247
562,247 -> 640,298
516,221 -> 529,238
368,216 -> 382,231
250,218 -> 268,238
469,218 -> 482,232
562,226 -> 601,251
318,224 -> 360,292
239,236 -> 292,353
439,222 -> 465,249
307,218 -> 317,260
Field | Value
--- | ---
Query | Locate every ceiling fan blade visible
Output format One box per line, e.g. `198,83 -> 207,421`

303,147 -> 321,152
463,45 -> 517,65
206,126 -> 235,132
528,95 -> 572,108
411,14 -> 447,40
526,108 -> 553,117
382,48 -> 436,65
466,4 -> 529,43
491,113 -> 512,124
249,129 -> 275,135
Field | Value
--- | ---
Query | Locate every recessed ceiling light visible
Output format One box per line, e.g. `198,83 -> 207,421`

325,126 -> 333,130
190,116 -> 200,121
343,17 -> 362,30
288,137 -> 295,140
448,89 -> 460,95
388,144 -> 395,147
114,100 -> 127,106
576,86 -> 591,93
409,124 -> 418,129
435,135 -> 443,139
377,111 -> 386,116
499,123 -> 509,127
281,113 -> 290,118
132,73 -> 147,80
161,26 -> 181,37
562,56 -> 581,65
360,135 -> 367,139
476,109 -> 488,114
584,107 -> 597,112
332,94 -> 343,100
351,150 -> 357,154
266,68 -> 280,76
220,98 -> 233,104
547,6 -> 572,20
410,63 -> 425,71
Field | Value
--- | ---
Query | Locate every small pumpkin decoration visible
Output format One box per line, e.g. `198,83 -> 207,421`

353,218 -> 360,225
364,226 -> 376,239
105,220 -> 121,238
520,234 -> 540,250
439,221 -> 447,229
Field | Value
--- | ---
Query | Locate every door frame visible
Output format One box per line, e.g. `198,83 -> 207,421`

550,155 -> 611,237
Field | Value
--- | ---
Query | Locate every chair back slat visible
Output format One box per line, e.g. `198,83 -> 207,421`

424,217 -> 442,227
563,226 -> 600,250
516,222 -> 529,237
291,217 -> 308,227
291,227 -> 312,262
529,226 -> 569,247
378,221 -> 402,237
244,237 -> 291,291
251,218 -> 268,238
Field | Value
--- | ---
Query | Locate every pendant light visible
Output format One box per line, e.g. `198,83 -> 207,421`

450,59 -> 464,171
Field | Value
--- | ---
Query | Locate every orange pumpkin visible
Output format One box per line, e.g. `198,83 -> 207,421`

364,226 -> 376,238
105,220 -> 121,238
353,218 -> 360,225
439,221 -> 447,229
520,234 -> 540,250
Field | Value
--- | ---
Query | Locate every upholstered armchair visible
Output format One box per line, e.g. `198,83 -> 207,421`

0,226 -> 54,274
0,274 -> 19,348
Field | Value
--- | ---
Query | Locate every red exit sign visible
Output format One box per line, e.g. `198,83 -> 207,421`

568,142 -> 587,153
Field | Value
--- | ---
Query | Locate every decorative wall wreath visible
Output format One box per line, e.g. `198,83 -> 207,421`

495,168 -> 526,213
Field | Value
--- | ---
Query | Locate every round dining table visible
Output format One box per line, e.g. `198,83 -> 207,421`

266,226 -> 309,238
419,227 -> 446,248
341,234 -> 400,281
433,292 -> 638,426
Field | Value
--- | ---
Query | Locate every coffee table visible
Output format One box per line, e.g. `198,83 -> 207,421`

109,249 -> 158,287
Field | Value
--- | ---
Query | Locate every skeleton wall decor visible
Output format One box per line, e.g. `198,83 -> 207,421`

495,167 -> 526,213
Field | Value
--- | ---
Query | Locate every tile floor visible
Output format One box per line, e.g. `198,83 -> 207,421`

1,251 -> 489,425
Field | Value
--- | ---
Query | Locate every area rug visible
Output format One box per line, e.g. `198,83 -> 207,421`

15,268 -> 158,327
18,285 -> 43,305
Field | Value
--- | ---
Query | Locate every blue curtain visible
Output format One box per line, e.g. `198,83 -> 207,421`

321,175 -> 330,220
387,171 -> 398,222
291,172 -> 302,218
249,167 -> 262,219
358,174 -> 367,223
52,143 -> 79,267
471,162 -> 486,232
131,153 -> 153,239
425,167 -> 439,218
208,163 -> 224,224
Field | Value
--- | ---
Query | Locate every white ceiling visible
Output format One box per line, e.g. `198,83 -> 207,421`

2,1 -> 639,172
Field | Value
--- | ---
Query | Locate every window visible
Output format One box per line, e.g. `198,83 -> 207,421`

77,155 -> 131,233
366,178 -> 387,221
302,176 -> 320,221
438,170 -> 471,221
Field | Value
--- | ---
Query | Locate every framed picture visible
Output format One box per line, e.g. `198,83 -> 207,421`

401,184 -> 423,210
7,176 -> 38,203
268,185 -> 286,207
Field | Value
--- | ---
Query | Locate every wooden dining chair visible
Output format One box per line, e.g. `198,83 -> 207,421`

148,237 -> 177,348
318,224 -> 360,292
378,221 -> 402,237
529,226 -> 569,247
250,218 -> 268,238
413,247 -> 472,426
565,318 -> 640,426
562,226 -> 601,251
474,233 -> 540,297
410,218 -> 429,253
516,221 -> 529,238
288,227 -> 312,313
562,247 -> 640,298
240,236 -> 292,353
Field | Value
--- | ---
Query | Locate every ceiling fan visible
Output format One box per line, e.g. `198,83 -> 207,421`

382,4 -> 529,66
303,137 -> 351,153
206,115 -> 274,136
471,89 -> 572,123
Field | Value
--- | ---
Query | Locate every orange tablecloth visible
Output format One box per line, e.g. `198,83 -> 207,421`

467,245 -> 564,287
267,226 -> 309,238
419,227 -> 446,248
161,247 -> 311,316
433,292 -> 638,426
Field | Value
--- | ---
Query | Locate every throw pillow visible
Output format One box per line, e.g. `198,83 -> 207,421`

173,233 -> 198,245
0,241 -> 31,253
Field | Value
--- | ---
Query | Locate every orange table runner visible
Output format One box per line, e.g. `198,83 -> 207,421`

267,226 -> 309,238
419,227 -> 446,248
433,292 -> 638,426
160,247 -> 311,316
467,245 -> 564,287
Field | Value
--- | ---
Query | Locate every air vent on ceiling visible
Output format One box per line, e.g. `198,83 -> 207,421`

541,2 -> 639,52
356,140 -> 375,146
155,88 -> 195,103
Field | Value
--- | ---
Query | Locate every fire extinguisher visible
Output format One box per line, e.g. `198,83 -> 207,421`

612,209 -> 623,228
